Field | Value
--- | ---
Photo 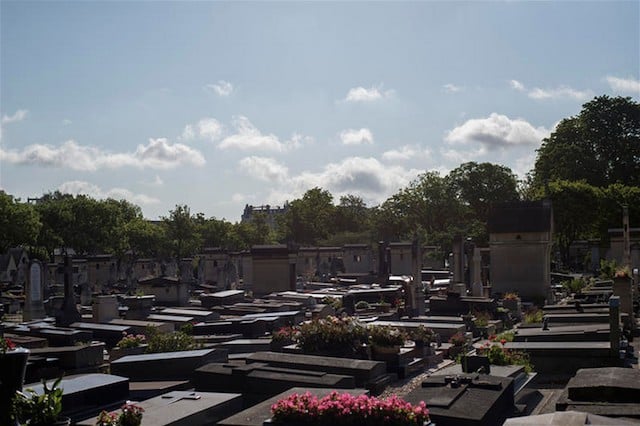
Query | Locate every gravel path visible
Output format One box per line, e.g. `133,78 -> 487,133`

380,359 -> 455,399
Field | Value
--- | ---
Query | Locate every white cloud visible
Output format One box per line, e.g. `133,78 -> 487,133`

440,146 -> 487,164
265,157 -> 421,208
508,79 -> 592,100
509,80 -> 526,91
0,138 -> 205,171
239,156 -> 289,182
528,86 -> 593,100
62,119 -> 72,126
204,80 -> 234,97
382,145 -> 431,162
445,113 -> 550,149
218,116 -> 308,152
1,109 -> 28,124
443,84 -> 463,93
58,180 -> 159,205
605,76 -> 640,94
231,193 -> 247,203
181,117 -> 223,142
343,85 -> 394,102
339,128 -> 374,145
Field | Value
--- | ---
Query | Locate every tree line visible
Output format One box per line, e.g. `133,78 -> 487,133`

1,95 -> 638,269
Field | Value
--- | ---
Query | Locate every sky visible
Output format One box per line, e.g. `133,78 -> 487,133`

1,1 -> 639,222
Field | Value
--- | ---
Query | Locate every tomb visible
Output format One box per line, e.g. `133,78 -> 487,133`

200,289 -> 245,309
110,348 -> 228,381
250,245 -> 296,297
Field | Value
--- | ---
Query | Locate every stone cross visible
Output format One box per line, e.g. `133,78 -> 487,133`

55,254 -> 81,326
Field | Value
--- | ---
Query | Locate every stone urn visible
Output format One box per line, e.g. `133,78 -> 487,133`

0,347 -> 30,426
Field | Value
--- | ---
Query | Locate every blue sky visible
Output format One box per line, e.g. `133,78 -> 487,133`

1,1 -> 638,221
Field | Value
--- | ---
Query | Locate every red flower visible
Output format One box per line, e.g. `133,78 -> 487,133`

500,339 -> 507,345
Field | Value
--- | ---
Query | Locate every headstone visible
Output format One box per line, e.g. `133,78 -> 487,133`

80,281 -> 91,306
23,260 -> 46,321
92,295 -> 119,323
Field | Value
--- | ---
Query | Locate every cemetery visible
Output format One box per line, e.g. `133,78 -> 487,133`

1,198 -> 639,426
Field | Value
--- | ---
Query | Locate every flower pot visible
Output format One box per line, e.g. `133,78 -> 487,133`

448,344 -> 464,360
371,344 -> 400,362
0,347 -> 30,426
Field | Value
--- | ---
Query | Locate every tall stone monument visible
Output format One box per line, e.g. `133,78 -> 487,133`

55,254 -> 81,326
23,260 -> 46,321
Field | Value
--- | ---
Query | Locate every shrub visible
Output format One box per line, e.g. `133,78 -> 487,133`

271,391 -> 429,426
477,340 -> 533,373
322,296 -> 342,310
145,330 -> 196,354
272,326 -> 299,343
449,332 -> 466,347
472,310 -> 491,327
409,325 -> 434,343
367,325 -> 406,347
503,292 -> 519,301
296,316 -> 368,355
523,308 -> 544,324
562,278 -> 587,294
11,377 -> 64,426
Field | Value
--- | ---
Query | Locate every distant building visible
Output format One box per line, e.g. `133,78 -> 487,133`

241,203 -> 288,230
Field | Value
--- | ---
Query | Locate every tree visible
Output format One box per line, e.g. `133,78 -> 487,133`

335,195 -> 370,233
162,205 -> 200,259
533,96 -> 640,188
0,191 -> 42,252
279,188 -> 336,245
125,217 -> 168,258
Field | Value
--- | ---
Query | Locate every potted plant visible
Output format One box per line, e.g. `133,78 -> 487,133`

11,376 -> 70,426
110,333 -> 147,361
448,332 -> 467,360
368,325 -> 406,360
1,337 -> 30,426
409,325 -> 433,347
270,326 -> 298,352
96,401 -> 145,426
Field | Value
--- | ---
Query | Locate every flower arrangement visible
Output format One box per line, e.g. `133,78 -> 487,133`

270,391 -> 429,426
472,310 -> 491,327
1,336 -> 16,354
144,327 -> 197,354
295,316 -> 368,355
409,325 -> 434,343
503,292 -> 519,301
116,333 -> 146,349
476,337 -> 533,373
272,326 -> 299,344
96,402 -> 145,426
615,266 -> 631,279
367,325 -> 406,348
448,332 -> 466,347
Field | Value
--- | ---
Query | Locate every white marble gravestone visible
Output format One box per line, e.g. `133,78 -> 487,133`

24,260 -> 46,320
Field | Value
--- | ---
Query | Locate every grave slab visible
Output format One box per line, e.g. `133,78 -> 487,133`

28,342 -> 105,370
70,322 -> 131,347
110,348 -> 228,381
158,307 -> 220,322
109,318 -> 174,334
25,373 -> 129,422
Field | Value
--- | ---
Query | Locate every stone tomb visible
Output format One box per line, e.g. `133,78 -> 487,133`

194,362 -> 356,407
404,374 -> 515,426
504,341 -> 617,374
28,342 -> 105,372
245,351 -> 388,390
25,373 -> 129,422
218,387 -> 369,426
513,323 -> 610,342
109,318 -> 174,334
9,323 -> 93,346
157,307 -> 220,322
110,348 -> 228,381
200,289 -> 245,309
79,390 -> 243,426
216,338 -> 272,354
369,319 -> 465,341
194,319 -> 268,338
556,367 -> 640,420
70,322 -> 131,348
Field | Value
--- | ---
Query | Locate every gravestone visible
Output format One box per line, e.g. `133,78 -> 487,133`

23,260 -> 46,321
92,295 -> 119,323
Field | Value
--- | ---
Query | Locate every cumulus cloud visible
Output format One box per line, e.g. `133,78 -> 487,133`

204,80 -> 234,97
0,138 -> 205,171
181,117 -> 223,142
58,180 -> 160,205
2,109 -> 28,124
339,128 -> 374,145
218,116 -> 309,152
382,145 -> 431,162
343,85 -> 394,102
445,113 -> 549,149
264,157 -> 420,208
231,193 -> 247,203
443,84 -> 463,93
508,79 -> 592,100
509,80 -> 525,91
605,76 -> 640,94
239,156 -> 289,182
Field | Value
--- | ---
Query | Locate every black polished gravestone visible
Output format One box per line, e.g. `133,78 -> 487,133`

556,367 -> 640,419
194,362 -> 356,407
110,348 -> 228,381
55,255 -> 82,327
25,373 -> 129,422
78,390 -> 243,426
404,374 -> 515,426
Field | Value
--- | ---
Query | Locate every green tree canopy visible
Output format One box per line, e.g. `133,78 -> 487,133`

0,191 -> 42,252
279,187 -> 336,245
533,95 -> 640,188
